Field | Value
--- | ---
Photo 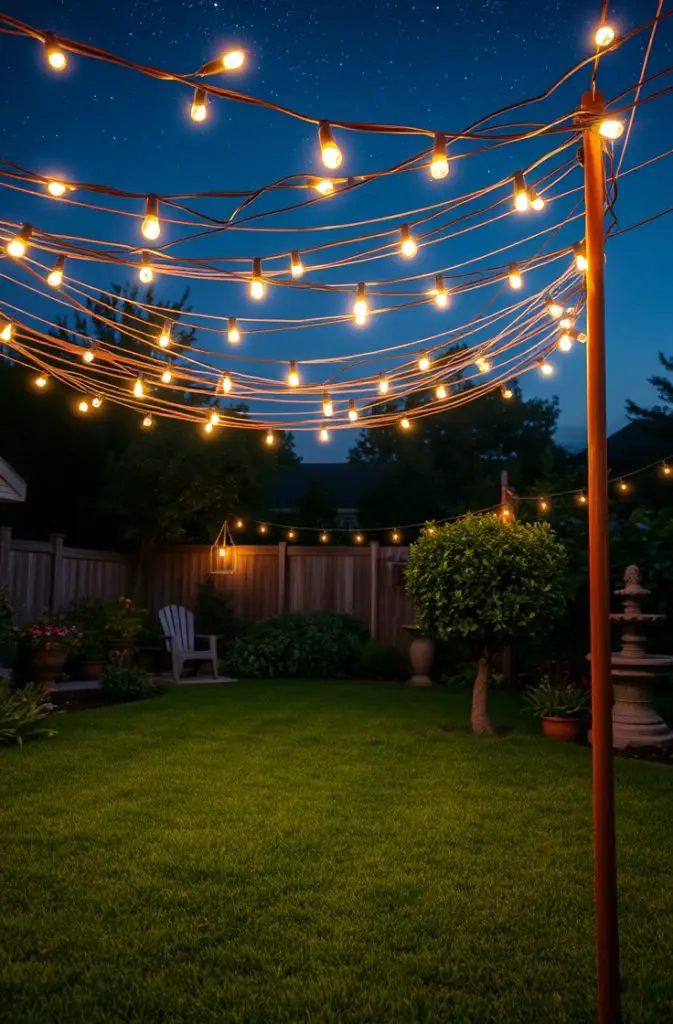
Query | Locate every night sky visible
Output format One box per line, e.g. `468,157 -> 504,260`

0,0 -> 671,460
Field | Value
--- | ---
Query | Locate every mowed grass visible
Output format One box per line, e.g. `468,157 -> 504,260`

1,682 -> 673,1024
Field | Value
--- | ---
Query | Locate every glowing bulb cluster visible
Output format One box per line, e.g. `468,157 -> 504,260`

512,172 -> 545,213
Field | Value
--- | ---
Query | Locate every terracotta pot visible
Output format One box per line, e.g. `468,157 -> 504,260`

105,638 -> 136,667
27,642 -> 68,691
542,715 -> 581,742
79,659 -> 105,681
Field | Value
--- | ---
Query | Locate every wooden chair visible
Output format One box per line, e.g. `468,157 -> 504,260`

158,605 -> 219,682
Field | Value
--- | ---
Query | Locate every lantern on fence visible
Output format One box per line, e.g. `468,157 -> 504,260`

209,520 -> 237,575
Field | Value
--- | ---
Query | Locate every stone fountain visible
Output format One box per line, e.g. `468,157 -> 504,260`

609,565 -> 673,749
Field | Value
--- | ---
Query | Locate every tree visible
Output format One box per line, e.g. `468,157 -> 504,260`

627,351 -> 673,436
405,515 -> 567,735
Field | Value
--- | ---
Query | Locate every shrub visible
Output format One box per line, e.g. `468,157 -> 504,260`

0,587 -> 14,647
226,612 -> 369,678
99,665 -> 166,701
353,641 -> 408,680
104,597 -> 145,642
67,598 -> 108,660
0,681 -> 56,746
523,680 -> 589,719
195,578 -> 238,651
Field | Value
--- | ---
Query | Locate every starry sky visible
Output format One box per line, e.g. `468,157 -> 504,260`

0,0 -> 672,460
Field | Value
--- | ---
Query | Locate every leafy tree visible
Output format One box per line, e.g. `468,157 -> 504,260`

627,351 -> 673,437
405,515 -> 567,735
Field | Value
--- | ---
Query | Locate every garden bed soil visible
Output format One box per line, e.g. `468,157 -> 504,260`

616,744 -> 673,765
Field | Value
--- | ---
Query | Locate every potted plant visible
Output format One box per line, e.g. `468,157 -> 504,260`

104,597 -> 145,667
523,679 -> 589,741
67,598 -> 108,681
14,619 -> 81,692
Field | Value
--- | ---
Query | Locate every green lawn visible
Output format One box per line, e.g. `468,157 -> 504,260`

1,681 -> 673,1024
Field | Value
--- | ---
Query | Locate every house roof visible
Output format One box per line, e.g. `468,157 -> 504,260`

0,457 -> 26,503
605,421 -> 672,467
270,462 -> 385,511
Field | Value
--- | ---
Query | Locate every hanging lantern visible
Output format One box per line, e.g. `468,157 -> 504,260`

209,520 -> 237,575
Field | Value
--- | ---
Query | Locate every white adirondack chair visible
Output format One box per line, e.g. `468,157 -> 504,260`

158,605 -> 219,682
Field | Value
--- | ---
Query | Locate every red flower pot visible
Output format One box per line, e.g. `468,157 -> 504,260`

542,716 -> 582,742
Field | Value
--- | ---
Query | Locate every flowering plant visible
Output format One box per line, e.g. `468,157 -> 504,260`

16,619 -> 81,650
103,597 -> 145,642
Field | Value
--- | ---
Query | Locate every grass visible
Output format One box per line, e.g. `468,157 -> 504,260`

1,681 -> 673,1024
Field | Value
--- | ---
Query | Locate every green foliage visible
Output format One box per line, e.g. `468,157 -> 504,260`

194,578 -> 238,643
103,597 -> 145,642
0,681 -> 56,746
99,665 -> 165,700
522,680 -> 589,719
66,598 -> 109,660
352,641 -> 409,680
226,612 -> 369,678
0,587 -> 14,647
405,515 -> 567,650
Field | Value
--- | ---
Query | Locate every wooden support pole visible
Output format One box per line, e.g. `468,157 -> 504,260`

582,89 -> 621,1024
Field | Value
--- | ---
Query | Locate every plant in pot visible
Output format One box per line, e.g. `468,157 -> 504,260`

523,678 -> 589,741
405,516 -> 567,736
14,619 -> 81,692
104,597 -> 145,667
67,598 -> 109,680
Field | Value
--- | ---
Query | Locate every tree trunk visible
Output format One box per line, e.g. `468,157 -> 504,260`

471,646 -> 494,736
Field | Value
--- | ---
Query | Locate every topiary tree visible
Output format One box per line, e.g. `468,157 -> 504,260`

405,514 -> 567,735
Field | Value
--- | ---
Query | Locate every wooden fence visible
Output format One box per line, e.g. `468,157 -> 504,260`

0,529 -> 415,647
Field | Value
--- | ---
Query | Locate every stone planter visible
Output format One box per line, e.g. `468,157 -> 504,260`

542,715 -> 581,742
26,642 -> 68,692
402,625 -> 434,686
79,659 -> 105,682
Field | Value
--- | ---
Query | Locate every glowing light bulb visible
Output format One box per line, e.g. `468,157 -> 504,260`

547,298 -> 563,319
313,178 -> 334,196
539,498 -> 549,514
138,254 -> 154,284
203,421 -> 214,435
595,24 -> 615,48
501,385 -> 513,400
227,317 -> 240,344
6,224 -> 32,259
259,524 -> 268,534
235,519 -> 244,529
161,368 -> 172,384
354,533 -> 364,544
400,224 -> 418,259
508,265 -> 523,290
221,373 -> 233,394
348,399 -> 358,422
576,331 -> 587,344
577,492 -> 587,505
599,118 -> 624,140
513,171 -> 529,212
435,383 -> 448,400
159,321 -> 171,348
322,392 -> 334,417
77,399 -> 89,414
320,532 -> 329,543
222,48 -> 245,70
539,359 -> 554,377
191,88 -> 208,122
141,195 -> 161,240
400,416 -> 411,430
92,396 -> 103,408
287,361 -> 300,388
559,315 -> 574,330
391,531 -> 401,544
47,180 -> 67,197
430,133 -> 449,179
318,121 -> 342,170
319,427 -> 330,443
82,348 -> 95,364
35,375 -> 48,389
558,333 -> 573,353
133,377 -> 144,398
476,357 -> 491,373
250,257 -> 265,300
265,429 -> 275,446
45,36 -> 67,71
218,546 -> 227,558
353,283 -> 368,324
48,255 -> 65,288
142,415 -> 153,429
661,463 -> 672,477
418,350 -> 431,372
290,250 -> 304,278
529,190 -> 545,212
618,479 -> 629,493
574,244 -> 588,272
287,530 -> 296,541
0,322 -> 12,342
209,411 -> 220,426
378,374 -> 389,395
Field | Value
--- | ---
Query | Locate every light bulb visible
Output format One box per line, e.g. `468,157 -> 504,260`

208,411 -> 220,425
235,519 -> 244,529
287,361 -> 300,388
391,531 -> 401,544
287,530 -> 296,541
595,24 -> 615,48
227,318 -> 240,344
47,180 -> 67,197
547,299 -> 563,319
6,224 -> 32,259
354,533 -> 364,544
353,283 -> 368,324
432,274 -> 449,308
378,374 -> 389,395
222,48 -> 245,70
539,359 -> 554,377
138,255 -> 154,284
513,171 -> 529,212
662,463 -> 672,477
476,357 -> 491,373
290,251 -> 304,278
418,350 -> 431,372
559,316 -> 574,330
313,178 -> 335,196
501,385 -> 513,400
259,524 -> 268,534
435,383 -> 447,400
322,392 -> 333,417
618,480 -> 629,493
577,492 -> 588,505
318,122 -> 342,170
599,118 -> 624,140
265,429 -> 275,446
529,190 -> 545,212
82,348 -> 95,364
576,331 -> 587,344
159,321 -> 171,348
161,368 -> 172,384
0,322 -> 12,342
142,415 -> 153,429
141,195 -> 161,240
320,532 -> 329,543
400,224 -> 418,258
508,265 -> 523,290
574,244 -> 588,272
78,400 -> 89,414
348,399 -> 358,422
558,333 -> 573,352
203,421 -> 214,435
45,36 -> 67,71
539,499 -> 549,514
400,416 -> 411,430
47,255 -> 65,288
250,257 -> 265,300
319,428 -> 330,443
222,373 -> 233,394
430,133 -> 449,179
92,396 -> 103,408
191,88 -> 208,122
133,377 -> 144,398
35,375 -> 48,389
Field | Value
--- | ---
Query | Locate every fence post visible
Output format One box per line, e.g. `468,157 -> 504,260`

49,533 -> 65,614
277,541 -> 288,614
0,526 -> 11,590
369,540 -> 379,638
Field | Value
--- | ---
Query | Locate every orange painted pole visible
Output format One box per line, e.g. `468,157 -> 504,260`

582,89 -> 621,1024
